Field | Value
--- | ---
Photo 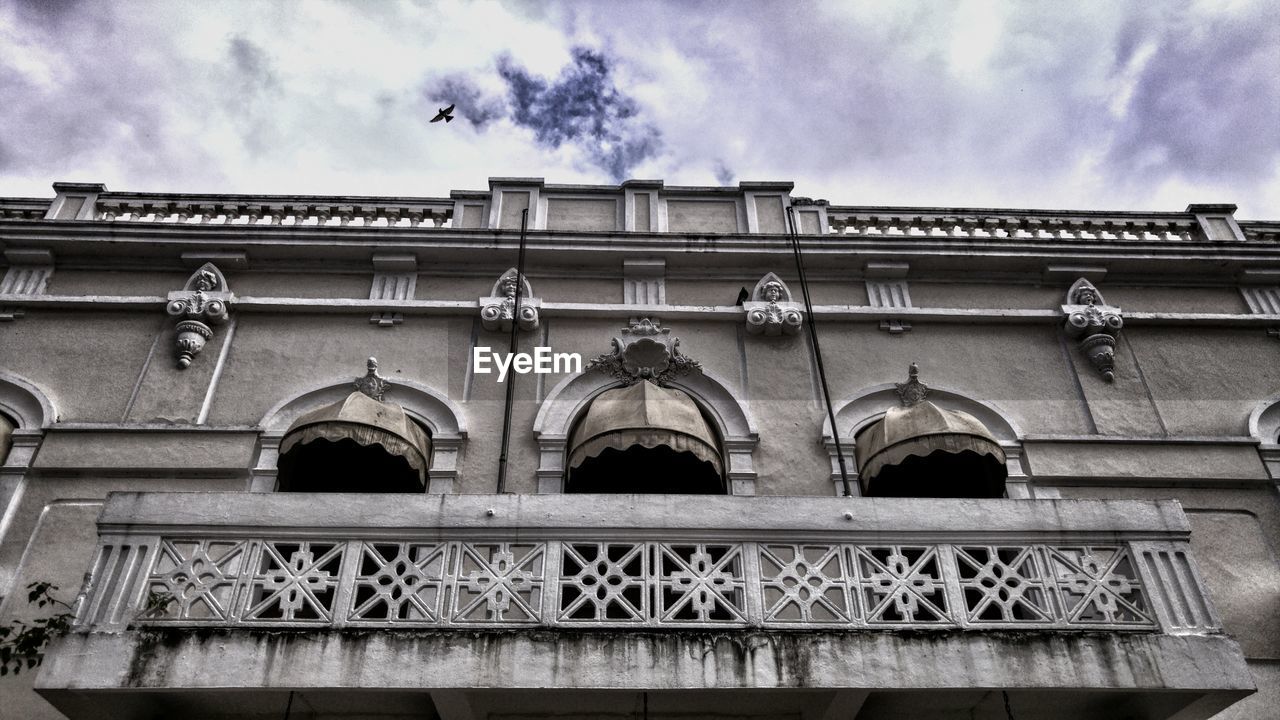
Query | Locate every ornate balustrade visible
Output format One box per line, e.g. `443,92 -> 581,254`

825,208 -> 1206,242
0,197 -> 50,219
74,493 -> 1216,636
90,193 -> 455,227
1241,221 -> 1280,243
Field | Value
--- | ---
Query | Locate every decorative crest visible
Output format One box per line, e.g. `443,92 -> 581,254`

480,267 -> 539,332
354,357 -> 390,401
744,272 -> 803,336
895,363 -> 930,407
588,317 -> 701,386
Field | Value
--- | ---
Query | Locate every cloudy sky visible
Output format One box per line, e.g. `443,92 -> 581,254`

2,0 -> 1278,216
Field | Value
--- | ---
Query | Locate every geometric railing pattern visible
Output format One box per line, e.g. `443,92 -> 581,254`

122,538 -> 1158,631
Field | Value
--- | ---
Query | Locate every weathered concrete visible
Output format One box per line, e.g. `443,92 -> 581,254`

92,492 -> 1192,537
35,631 -> 1253,719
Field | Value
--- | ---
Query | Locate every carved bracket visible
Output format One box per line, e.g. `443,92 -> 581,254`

1062,278 -> 1123,382
744,273 -> 803,336
480,268 -> 540,332
165,263 -> 232,369
588,317 -> 701,386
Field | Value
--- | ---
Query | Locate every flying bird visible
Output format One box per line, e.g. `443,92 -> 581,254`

430,104 -> 456,123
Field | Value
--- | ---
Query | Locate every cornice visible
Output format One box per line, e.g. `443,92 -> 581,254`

2,293 -> 1276,327
3,220 -> 1279,274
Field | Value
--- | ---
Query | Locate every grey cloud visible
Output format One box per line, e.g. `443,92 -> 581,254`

1103,10 -> 1280,185
422,75 -> 506,130
229,35 -> 279,96
223,36 -> 282,154
11,0 -> 88,29
498,47 -> 661,181
0,4 -> 224,188
564,2 -> 1278,212
714,161 -> 734,186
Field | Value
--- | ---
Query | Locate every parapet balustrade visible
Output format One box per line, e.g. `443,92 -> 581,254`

91,194 -> 455,227
1241,221 -> 1280,243
825,209 -> 1203,242
74,493 -> 1218,636
0,198 -> 50,220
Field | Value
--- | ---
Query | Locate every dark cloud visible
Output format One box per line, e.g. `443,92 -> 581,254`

713,161 -> 734,186
497,47 -> 661,181
11,0 -> 86,28
422,74 -> 506,130
228,35 -> 279,95
223,36 -> 281,154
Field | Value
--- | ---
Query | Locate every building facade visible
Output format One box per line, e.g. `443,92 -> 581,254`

0,178 -> 1277,718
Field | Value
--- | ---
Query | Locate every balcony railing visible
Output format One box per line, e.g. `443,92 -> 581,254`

824,207 -> 1205,243
93,192 -> 455,228
74,493 -> 1217,636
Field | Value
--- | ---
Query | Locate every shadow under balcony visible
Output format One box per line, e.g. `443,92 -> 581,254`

36,492 -> 1253,720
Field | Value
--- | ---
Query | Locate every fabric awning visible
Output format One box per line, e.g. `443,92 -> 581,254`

569,381 -> 722,475
0,412 -> 13,465
280,391 -> 432,481
855,400 -> 1005,483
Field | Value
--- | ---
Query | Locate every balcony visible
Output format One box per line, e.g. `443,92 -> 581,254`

37,493 -> 1252,719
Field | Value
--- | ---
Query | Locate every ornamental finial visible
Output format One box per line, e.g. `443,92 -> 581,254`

354,356 -> 389,401
895,362 -> 929,407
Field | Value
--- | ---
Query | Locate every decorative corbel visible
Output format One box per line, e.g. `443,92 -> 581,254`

166,263 -> 232,369
479,268 -> 540,332
587,317 -> 701,386
744,272 -> 803,336
1062,278 -> 1123,381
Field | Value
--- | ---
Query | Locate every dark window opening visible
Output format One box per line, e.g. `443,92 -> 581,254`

277,436 -> 425,493
567,444 -> 725,494
862,449 -> 1006,498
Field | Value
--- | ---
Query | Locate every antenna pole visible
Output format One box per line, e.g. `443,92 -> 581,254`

787,206 -> 853,497
496,209 -> 529,493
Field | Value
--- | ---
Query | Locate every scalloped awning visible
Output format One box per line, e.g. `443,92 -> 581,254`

569,381 -> 722,476
855,400 -> 1005,492
280,391 -> 431,482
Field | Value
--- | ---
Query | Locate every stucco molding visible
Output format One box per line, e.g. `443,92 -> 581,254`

0,370 -> 58,429
1247,393 -> 1280,482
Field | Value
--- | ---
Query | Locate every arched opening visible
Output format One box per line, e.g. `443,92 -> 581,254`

0,411 -> 14,466
276,391 -> 432,493
855,401 -> 1007,498
566,381 -> 725,494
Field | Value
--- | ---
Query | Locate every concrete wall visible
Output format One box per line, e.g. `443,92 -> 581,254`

545,199 -> 618,232
666,200 -> 738,233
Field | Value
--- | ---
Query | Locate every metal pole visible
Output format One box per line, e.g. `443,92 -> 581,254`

786,206 -> 854,497
496,208 -> 529,493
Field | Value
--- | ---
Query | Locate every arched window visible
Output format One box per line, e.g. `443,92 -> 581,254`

566,381 -> 725,494
853,365 -> 1007,498
277,383 -> 432,494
